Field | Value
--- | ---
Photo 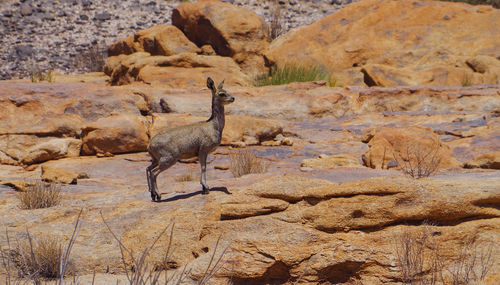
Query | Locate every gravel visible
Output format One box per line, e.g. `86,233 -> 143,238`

0,0 -> 355,80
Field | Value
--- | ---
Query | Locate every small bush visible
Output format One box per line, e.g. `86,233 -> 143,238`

17,181 -> 61,209
254,63 -> 333,86
396,142 -> 442,179
4,211 -> 81,282
30,65 -> 55,83
394,224 -> 442,284
229,150 -> 269,178
14,235 -> 63,279
447,235 -> 495,284
74,41 -> 107,73
270,0 -> 284,39
394,224 -> 496,285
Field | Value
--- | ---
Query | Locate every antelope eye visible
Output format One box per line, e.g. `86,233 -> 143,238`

219,92 -> 228,97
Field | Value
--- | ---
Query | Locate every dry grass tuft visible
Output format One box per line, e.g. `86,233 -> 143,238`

13,234 -> 63,279
17,181 -> 61,209
270,0 -> 284,39
174,172 -> 196,182
30,65 -> 55,83
396,142 -> 442,179
2,210 -> 81,283
229,150 -> 269,178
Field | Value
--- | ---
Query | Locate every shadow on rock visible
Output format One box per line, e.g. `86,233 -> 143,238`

158,186 -> 232,202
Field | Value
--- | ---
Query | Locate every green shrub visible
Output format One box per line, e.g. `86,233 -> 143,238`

254,63 -> 334,86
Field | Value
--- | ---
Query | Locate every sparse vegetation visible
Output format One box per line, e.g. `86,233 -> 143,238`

394,224 -> 496,285
229,150 -> 269,178
174,172 -> 196,182
394,224 -> 442,285
447,235 -> 495,285
100,212 -> 230,284
13,234 -> 64,279
1,210 -> 81,283
461,72 -> 473,87
440,0 -> 500,8
254,63 -> 334,87
395,142 -> 442,179
270,0 -> 284,39
74,41 -> 107,73
30,65 -> 55,83
17,181 -> 61,209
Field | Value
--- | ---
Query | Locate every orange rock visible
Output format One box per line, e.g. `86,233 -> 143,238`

41,165 -> 79,184
265,0 -> 500,86
301,154 -> 362,169
108,25 -> 199,57
82,114 -> 149,155
464,152 -> 500,169
172,0 -> 270,76
363,126 -> 460,170
108,52 -> 251,87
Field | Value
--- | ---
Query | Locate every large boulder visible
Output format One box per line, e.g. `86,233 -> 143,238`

265,0 -> 500,87
108,24 -> 200,57
363,126 -> 460,170
172,0 -> 270,76
81,114 -> 149,155
106,52 -> 251,87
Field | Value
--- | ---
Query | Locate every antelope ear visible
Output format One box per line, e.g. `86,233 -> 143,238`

207,77 -> 215,91
217,79 -> 225,90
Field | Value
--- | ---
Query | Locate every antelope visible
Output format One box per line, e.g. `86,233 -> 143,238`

146,77 -> 234,201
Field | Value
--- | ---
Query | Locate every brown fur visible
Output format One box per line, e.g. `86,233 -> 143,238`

146,77 -> 234,201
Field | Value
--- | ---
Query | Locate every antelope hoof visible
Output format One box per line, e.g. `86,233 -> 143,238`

202,187 -> 210,195
151,192 -> 161,201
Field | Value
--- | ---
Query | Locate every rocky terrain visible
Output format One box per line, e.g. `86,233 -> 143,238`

1,0 -> 500,284
0,0 -> 353,80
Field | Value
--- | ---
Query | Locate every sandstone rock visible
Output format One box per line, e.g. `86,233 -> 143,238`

0,136 -> 82,166
108,52 -> 251,87
0,180 -> 35,191
464,152 -> 500,169
301,154 -> 362,169
302,176 -> 500,232
214,164 -> 229,170
220,197 -> 289,220
41,165 -> 79,184
108,24 -> 200,57
447,118 -> 500,163
0,81 -> 148,123
222,115 -> 283,145
265,0 -> 500,86
363,126 -> 461,170
82,114 -> 149,155
172,0 -> 270,76
21,138 -> 82,165
52,72 -> 110,84
249,175 -> 335,202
